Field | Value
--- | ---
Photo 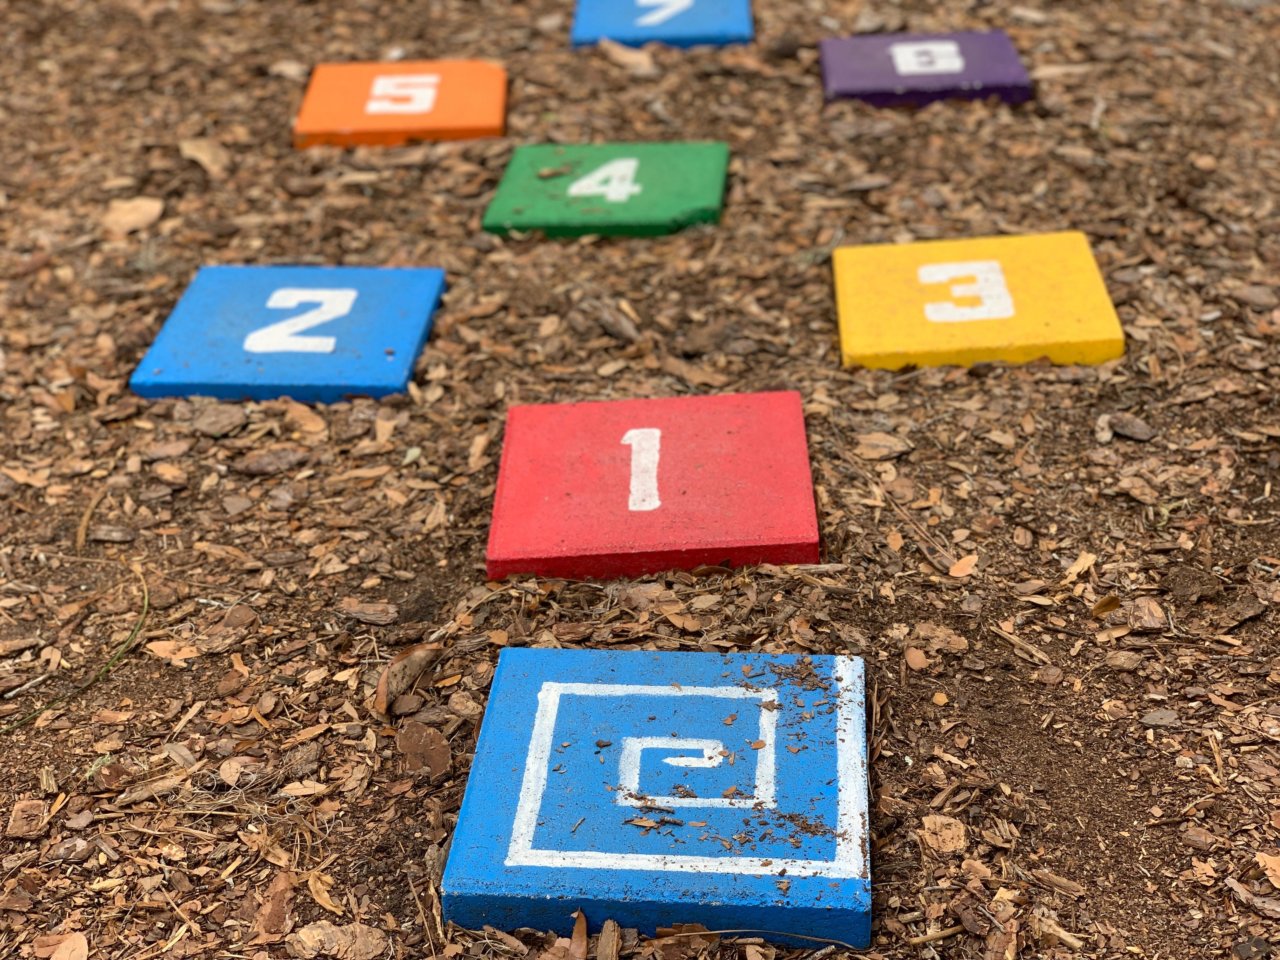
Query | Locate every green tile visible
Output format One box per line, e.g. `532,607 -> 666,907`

483,142 -> 729,237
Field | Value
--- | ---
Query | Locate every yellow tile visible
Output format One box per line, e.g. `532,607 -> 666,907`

833,231 -> 1124,369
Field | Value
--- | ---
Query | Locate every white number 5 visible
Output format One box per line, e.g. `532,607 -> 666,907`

918,261 -> 1014,323
621,428 -> 661,512
243,289 -> 357,354
568,158 -> 642,204
365,74 -> 440,115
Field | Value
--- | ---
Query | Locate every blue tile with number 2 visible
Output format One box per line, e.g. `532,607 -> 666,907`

571,0 -> 753,48
130,265 -> 445,403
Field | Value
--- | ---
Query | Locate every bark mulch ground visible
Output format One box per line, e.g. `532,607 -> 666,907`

2,1 -> 1279,958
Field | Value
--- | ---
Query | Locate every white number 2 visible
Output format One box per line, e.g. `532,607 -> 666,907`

621,428 -> 661,512
918,261 -> 1014,323
889,41 -> 965,76
636,0 -> 694,26
365,74 -> 440,115
243,289 -> 357,354
568,158 -> 642,204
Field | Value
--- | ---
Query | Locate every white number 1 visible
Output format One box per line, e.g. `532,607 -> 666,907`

243,289 -> 357,354
918,261 -> 1014,323
365,74 -> 440,115
568,158 -> 642,203
636,0 -> 694,26
621,428 -> 661,512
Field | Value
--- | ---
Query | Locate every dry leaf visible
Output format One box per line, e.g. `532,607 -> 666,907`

948,554 -> 979,578
145,640 -> 200,666
50,934 -> 88,960
372,643 -> 442,715
5,799 -> 47,838
290,921 -> 388,960
854,431 -> 913,461
598,38 -> 658,76
1227,878 -> 1280,919
920,814 -> 967,855
338,598 -> 398,625
102,196 -> 164,236
1061,550 -> 1097,584
570,909 -> 588,960
1257,852 -> 1280,889
178,137 -> 231,179
307,871 -> 345,916
249,871 -> 297,944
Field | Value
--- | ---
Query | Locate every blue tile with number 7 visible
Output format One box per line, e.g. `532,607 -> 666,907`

129,265 -> 445,403
571,0 -> 753,48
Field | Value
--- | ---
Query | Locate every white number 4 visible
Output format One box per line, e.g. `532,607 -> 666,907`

365,74 -> 440,115
567,158 -> 642,204
918,261 -> 1014,323
243,289 -> 357,354
621,428 -> 661,512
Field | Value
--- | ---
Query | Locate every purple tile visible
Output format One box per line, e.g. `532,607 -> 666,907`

820,31 -> 1032,106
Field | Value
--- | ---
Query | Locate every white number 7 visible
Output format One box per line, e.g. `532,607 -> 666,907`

365,74 -> 440,115
636,0 -> 694,26
621,428 -> 661,512
243,289 -> 357,354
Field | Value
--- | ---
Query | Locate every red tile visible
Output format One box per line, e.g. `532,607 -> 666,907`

487,391 -> 820,580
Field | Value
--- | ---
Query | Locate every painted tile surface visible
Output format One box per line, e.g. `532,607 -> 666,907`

833,231 -> 1124,369
486,391 -> 819,579
293,60 -> 506,147
483,142 -> 729,237
443,649 -> 870,946
821,31 -> 1032,105
130,266 -> 445,402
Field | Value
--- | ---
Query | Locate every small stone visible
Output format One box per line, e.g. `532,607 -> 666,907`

1128,597 -> 1168,632
396,722 -> 451,775
87,524 -> 136,543
1105,650 -> 1145,672
1140,708 -> 1179,728
1236,285 -> 1279,311
1109,412 -> 1156,442
338,598 -> 399,626
235,446 -> 308,476
192,404 -> 247,437
390,693 -> 425,716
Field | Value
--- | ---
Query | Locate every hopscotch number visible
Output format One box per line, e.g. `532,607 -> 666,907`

636,0 -> 694,26
567,158 -> 643,203
889,41 -> 965,76
917,261 -> 1014,323
365,74 -> 440,115
243,289 -> 358,354
621,428 -> 661,512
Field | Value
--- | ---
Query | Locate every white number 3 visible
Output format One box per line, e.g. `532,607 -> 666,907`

568,158 -> 642,204
621,428 -> 661,512
917,261 -> 1014,323
243,289 -> 357,354
365,74 -> 440,115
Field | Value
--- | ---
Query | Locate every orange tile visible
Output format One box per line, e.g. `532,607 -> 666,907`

293,60 -> 507,148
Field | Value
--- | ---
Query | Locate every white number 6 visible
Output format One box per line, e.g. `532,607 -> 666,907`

568,158 -> 642,204
621,428 -> 661,512
918,261 -> 1015,323
243,288 -> 357,354
365,74 -> 440,115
